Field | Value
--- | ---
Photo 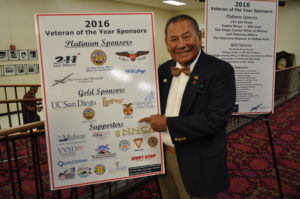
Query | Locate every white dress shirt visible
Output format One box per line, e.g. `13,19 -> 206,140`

161,51 -> 201,146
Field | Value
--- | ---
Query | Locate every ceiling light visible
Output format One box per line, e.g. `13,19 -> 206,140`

162,0 -> 186,6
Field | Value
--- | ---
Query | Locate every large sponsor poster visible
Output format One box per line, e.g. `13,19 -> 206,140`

206,0 -> 277,114
35,13 -> 164,190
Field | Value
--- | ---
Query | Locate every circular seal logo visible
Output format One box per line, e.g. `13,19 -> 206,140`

83,107 -> 95,120
77,167 -> 91,178
94,164 -> 106,175
148,136 -> 158,147
118,139 -> 130,151
91,50 -> 107,66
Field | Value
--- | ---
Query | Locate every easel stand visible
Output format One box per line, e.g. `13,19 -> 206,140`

241,114 -> 284,199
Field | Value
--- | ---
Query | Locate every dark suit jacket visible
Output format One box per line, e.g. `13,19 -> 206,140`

159,52 -> 236,197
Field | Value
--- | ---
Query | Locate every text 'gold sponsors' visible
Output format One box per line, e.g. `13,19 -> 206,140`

78,88 -> 125,97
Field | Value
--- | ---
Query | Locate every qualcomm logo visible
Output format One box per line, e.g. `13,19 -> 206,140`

57,159 -> 88,167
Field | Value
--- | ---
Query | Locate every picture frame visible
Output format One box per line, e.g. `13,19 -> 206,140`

16,64 -> 26,75
19,50 -> 29,60
9,50 -> 19,61
27,64 -> 36,74
0,50 -> 9,61
34,63 -> 39,73
29,49 -> 38,60
0,66 -> 3,76
4,65 -> 16,76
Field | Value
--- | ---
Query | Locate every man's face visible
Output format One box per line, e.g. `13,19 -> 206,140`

165,19 -> 202,66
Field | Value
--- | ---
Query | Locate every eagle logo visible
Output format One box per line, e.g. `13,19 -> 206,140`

115,51 -> 149,61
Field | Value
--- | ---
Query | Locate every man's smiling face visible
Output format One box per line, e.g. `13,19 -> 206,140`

165,19 -> 202,67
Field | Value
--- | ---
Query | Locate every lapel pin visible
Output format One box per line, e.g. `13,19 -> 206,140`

193,80 -> 197,84
163,78 -> 168,83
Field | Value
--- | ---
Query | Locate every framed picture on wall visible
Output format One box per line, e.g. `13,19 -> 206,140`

0,50 -> 9,61
16,64 -> 26,75
19,50 -> 29,60
9,50 -> 19,61
0,66 -> 3,76
4,65 -> 16,76
27,64 -> 36,74
35,64 -> 39,73
29,49 -> 38,60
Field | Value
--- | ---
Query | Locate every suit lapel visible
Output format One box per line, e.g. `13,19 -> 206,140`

160,61 -> 175,115
179,52 -> 208,115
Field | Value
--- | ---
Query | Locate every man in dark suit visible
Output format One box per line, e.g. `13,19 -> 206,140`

140,15 -> 236,199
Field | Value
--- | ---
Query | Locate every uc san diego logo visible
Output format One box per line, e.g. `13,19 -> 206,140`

83,107 -> 95,120
90,50 -> 107,66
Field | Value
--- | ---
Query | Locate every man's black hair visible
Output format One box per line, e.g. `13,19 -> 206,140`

165,14 -> 200,36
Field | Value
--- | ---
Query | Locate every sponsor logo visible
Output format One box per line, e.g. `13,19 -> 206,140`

118,139 -> 130,151
124,69 -> 146,74
92,131 -> 110,141
57,145 -> 84,157
90,50 -> 107,66
115,51 -> 149,61
133,91 -> 155,110
131,154 -> 156,161
51,73 -> 73,87
83,107 -> 95,120
145,91 -> 154,101
134,100 -> 155,110
133,138 -> 144,151
58,134 -> 86,145
108,161 -> 127,173
77,167 -> 92,178
92,145 -> 116,160
102,97 -> 124,107
129,164 -> 161,176
51,100 -> 96,110
94,164 -> 106,175
57,159 -> 88,167
69,76 -> 104,84
115,125 -> 153,137
53,55 -> 78,67
58,167 -> 75,180
78,88 -> 125,97
250,103 -> 263,111
89,122 -> 124,131
148,137 -> 158,147
123,103 -> 133,116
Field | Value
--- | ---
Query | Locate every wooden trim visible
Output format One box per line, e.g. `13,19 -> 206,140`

0,98 -> 43,104
276,65 -> 300,72
0,121 -> 44,136
0,84 -> 41,87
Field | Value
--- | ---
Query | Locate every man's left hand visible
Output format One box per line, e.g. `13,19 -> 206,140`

139,114 -> 167,132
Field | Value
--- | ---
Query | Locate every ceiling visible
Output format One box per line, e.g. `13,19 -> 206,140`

113,0 -> 205,11
112,0 -> 295,11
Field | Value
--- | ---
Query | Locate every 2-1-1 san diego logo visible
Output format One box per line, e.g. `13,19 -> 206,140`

53,54 -> 79,67
91,50 -> 107,66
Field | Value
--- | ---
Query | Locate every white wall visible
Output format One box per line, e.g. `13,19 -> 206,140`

277,1 -> 300,65
0,0 -> 174,113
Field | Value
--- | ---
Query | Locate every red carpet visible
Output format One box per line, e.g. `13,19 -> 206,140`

1,95 -> 300,199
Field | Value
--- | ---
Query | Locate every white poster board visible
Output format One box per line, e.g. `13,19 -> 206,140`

35,13 -> 164,190
206,0 -> 277,114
